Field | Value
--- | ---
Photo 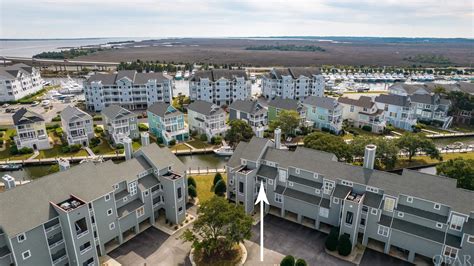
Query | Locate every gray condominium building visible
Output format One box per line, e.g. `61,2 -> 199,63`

227,137 -> 474,264
0,144 -> 187,266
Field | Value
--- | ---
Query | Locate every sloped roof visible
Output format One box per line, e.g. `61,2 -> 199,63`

60,106 -> 92,123
302,96 -> 339,110
0,64 -> 35,80
12,108 -> 44,125
191,69 -> 247,82
375,94 -> 409,107
270,67 -> 321,79
86,71 -> 171,85
268,97 -> 300,110
229,100 -> 266,115
338,96 -> 375,109
101,105 -> 136,120
147,102 -> 182,118
390,83 -> 429,95
187,101 -> 224,116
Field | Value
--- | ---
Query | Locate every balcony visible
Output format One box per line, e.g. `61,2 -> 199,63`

117,199 -> 144,218
51,249 -> 67,265
48,233 -> 64,249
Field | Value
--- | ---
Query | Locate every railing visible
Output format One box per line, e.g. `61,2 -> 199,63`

53,255 -> 67,265
49,240 -> 64,249
45,224 -> 61,233
80,246 -> 92,255
76,230 -> 89,239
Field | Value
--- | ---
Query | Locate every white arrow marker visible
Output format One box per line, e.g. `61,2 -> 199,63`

255,181 -> 269,262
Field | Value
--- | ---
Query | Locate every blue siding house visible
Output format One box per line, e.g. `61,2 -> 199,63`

147,102 -> 189,145
302,96 -> 343,134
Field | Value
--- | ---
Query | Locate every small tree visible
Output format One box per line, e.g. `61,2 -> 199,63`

138,123 -> 148,131
396,133 -> 440,161
168,139 -> 176,146
225,120 -> 254,147
213,173 -> 223,186
295,258 -> 307,266
200,133 -> 208,142
280,255 -> 295,266
214,179 -> 226,196
338,234 -> 352,256
270,110 -> 300,138
188,176 -> 197,188
188,185 -> 197,199
180,197 -> 252,259
325,227 -> 339,251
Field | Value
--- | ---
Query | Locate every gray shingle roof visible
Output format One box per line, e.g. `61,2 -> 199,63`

86,71 -> 171,85
147,102 -> 182,118
268,97 -> 300,110
136,144 -> 186,175
379,214 -> 393,226
390,83 -> 429,95
257,165 -> 278,180
338,96 -> 375,109
375,94 -> 409,107
410,94 -> 434,105
191,69 -> 247,82
302,96 -> 339,110
396,204 -> 448,223
101,105 -> 136,120
284,187 -> 321,206
391,218 -> 445,243
241,137 -> 271,162
12,108 -> 44,125
187,101 -> 224,116
363,192 -> 383,209
288,175 -> 323,189
0,64 -> 35,80
60,106 -> 92,123
270,67 -> 321,79
227,142 -> 248,168
275,185 -> 286,194
333,184 -> 352,198
229,100 -> 266,115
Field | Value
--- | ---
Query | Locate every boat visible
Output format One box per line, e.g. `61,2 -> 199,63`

0,163 -> 22,171
213,146 -> 234,156
175,71 -> 183,80
446,142 -> 464,150
184,70 -> 190,79
59,76 -> 83,94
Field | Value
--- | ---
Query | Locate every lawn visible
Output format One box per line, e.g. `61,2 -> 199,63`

345,127 -> 383,138
36,145 -> 88,159
171,143 -> 192,152
92,138 -> 117,155
395,152 -> 474,169
0,129 -> 35,160
191,173 -> 227,203
186,139 -> 213,149
132,140 -> 142,151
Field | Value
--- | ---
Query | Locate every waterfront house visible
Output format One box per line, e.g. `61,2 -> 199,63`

60,106 -> 94,146
101,105 -> 139,144
187,100 -> 227,141
374,94 -> 417,131
189,69 -> 251,106
267,97 -> 306,123
302,96 -> 343,134
0,64 -> 43,102
262,67 -> 325,100
12,108 -> 50,150
229,100 -> 268,134
147,102 -> 189,145
409,94 -> 452,128
0,144 -> 188,266
227,137 -> 474,264
338,96 -> 386,133
84,71 -> 173,112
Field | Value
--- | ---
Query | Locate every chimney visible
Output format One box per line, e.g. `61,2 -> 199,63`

58,158 -> 70,172
274,127 -> 281,149
123,137 -> 133,160
2,174 -> 16,190
255,126 -> 264,138
141,132 -> 150,146
363,144 -> 377,169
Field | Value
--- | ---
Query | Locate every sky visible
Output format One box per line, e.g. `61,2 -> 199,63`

0,0 -> 473,39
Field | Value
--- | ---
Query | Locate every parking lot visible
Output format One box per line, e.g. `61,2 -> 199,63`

108,215 -> 411,266
0,101 -> 75,126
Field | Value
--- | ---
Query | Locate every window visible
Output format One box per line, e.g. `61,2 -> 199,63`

278,169 -> 287,182
313,173 -> 318,179
241,159 -> 247,165
383,197 -> 396,212
114,184 -> 119,190
443,246 -> 458,259
366,186 -> 379,193
107,209 -> 113,216
177,187 -> 182,200
341,180 -> 353,187
378,225 -> 390,237
449,214 -> 465,231
239,182 -> 244,194
397,212 -> 404,218
345,211 -> 354,225
315,189 -> 321,194
406,196 -> 413,203
288,181 -> 294,187
17,233 -> 26,243
128,182 -> 137,196
109,222 -> 115,230
268,179 -> 273,185
323,180 -> 335,194
436,222 -> 443,229
371,208 -> 378,215
178,206 -> 183,214
80,242 -> 91,254
144,191 -> 149,197
75,218 -> 88,237
123,197 -> 128,202
319,207 -> 329,218
434,203 -> 441,210
295,168 -> 300,174
333,198 -> 339,204
136,206 -> 145,218
275,194 -> 283,203
468,235 -> 474,244
362,206 -> 368,213
22,250 -> 31,260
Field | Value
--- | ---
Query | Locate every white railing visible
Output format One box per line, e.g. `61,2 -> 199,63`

53,255 -> 67,265
49,240 -> 64,249
76,230 -> 89,239
80,246 -> 92,255
45,224 -> 61,233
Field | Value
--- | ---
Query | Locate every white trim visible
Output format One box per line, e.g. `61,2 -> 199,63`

341,180 -> 353,187
366,186 -> 379,193
383,196 -> 397,212
397,212 -> 404,218
136,206 -> 145,218
434,203 -> 441,210
313,173 -> 318,179
123,197 -> 128,203
268,179 -> 274,185
295,168 -> 300,174
443,245 -> 458,260
109,222 -> 115,230
467,235 -> 474,244
333,198 -> 339,204
436,222 -> 443,229
315,188 -> 321,194
42,224 -> 53,265
288,181 -> 294,187
371,208 -> 378,215
105,194 -> 111,201
319,207 -> 329,218
21,250 -> 31,260
107,209 -> 113,216
17,233 -> 26,243
449,214 -> 465,231
406,196 -> 413,203
377,225 -> 390,237
274,193 -> 283,203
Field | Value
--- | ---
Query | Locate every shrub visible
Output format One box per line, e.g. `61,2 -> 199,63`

199,133 -> 208,142
0,139 -> 4,146
168,139 -> 176,146
138,123 -> 148,131
0,132 -> 3,138
362,125 -> 372,132
93,115 -> 102,121
9,144 -> 18,155
188,176 -> 197,188
52,115 -> 61,122
280,255 -> 295,266
94,127 -> 103,134
190,130 -> 198,137
337,234 -> 352,256
18,147 -> 33,154
214,179 -> 226,196
211,135 -> 222,145
55,127 -> 63,137
116,144 -> 124,149
47,164 -> 60,174
0,128 -> 7,131
69,144 -> 81,153
321,127 -> 330,133
325,227 -> 339,251
213,172 -> 223,186
295,259 -> 307,266
89,137 -> 100,147
92,147 -> 100,154
46,124 -> 60,130
188,185 -> 197,198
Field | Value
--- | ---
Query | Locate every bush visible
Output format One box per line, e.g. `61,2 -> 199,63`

168,139 -> 176,146
188,176 -> 197,188
213,172 -> 223,186
116,144 -> 124,149
18,147 -> 34,154
46,124 -> 60,130
89,137 -> 100,147
214,179 -> 226,196
295,259 -> 307,266
190,130 -> 198,137
280,255 -> 295,266
0,132 -> 3,138
0,139 -> 4,146
211,135 -> 222,145
92,147 -> 100,154
325,227 -> 339,251
94,127 -> 103,134
9,144 -> 18,155
55,127 -> 63,137
52,115 -> 61,122
199,133 -> 208,142
138,123 -> 148,131
62,144 -> 81,153
93,115 -> 102,121
0,128 -> 7,131
362,125 -> 372,132
337,234 -> 352,256
321,127 -> 330,133
188,185 -> 197,198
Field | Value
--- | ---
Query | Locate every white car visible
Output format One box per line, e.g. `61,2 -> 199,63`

31,101 -> 40,107
41,100 -> 51,107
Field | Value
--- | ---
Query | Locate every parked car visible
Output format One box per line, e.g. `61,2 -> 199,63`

41,100 -> 51,107
31,101 -> 40,107
2,103 -> 10,108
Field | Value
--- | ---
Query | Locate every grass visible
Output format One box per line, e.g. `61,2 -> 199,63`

0,129 -> 36,160
171,143 -> 192,152
132,140 -> 142,151
395,152 -> 474,169
194,243 -> 242,266
451,125 -> 474,133
36,145 -> 88,159
93,138 -> 116,155
345,127 -> 382,138
186,139 -> 213,149
191,173 -> 227,203
18,85 -> 60,102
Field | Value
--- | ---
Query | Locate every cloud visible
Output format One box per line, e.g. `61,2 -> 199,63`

0,0 -> 472,38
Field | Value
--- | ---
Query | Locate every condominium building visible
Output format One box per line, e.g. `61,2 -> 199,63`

261,67 -> 325,100
187,101 -> 227,140
0,64 -> 43,102
0,144 -> 187,266
12,108 -> 50,150
229,100 -> 268,134
147,102 -> 189,145
338,96 -> 386,133
84,71 -> 173,112
302,96 -> 343,134
60,106 -> 94,146
101,105 -> 139,144
227,137 -> 474,264
189,69 -> 251,106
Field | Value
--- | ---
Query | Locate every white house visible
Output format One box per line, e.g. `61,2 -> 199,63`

0,64 -> 43,102
374,94 -> 417,131
101,105 -> 139,144
187,100 -> 227,140
12,108 -> 50,150
60,106 -> 94,146
338,96 -> 386,133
